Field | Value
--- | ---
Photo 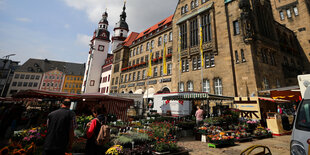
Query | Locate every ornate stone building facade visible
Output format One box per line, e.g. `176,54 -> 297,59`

170,0 -> 308,97
110,15 -> 174,98
110,0 -> 308,98
270,0 -> 310,64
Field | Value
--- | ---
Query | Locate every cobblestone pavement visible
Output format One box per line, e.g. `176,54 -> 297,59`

178,135 -> 291,155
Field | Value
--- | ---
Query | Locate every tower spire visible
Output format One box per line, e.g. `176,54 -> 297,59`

120,0 -> 127,21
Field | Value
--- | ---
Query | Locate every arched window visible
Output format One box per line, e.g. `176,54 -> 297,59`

146,42 -> 150,51
195,0 -> 199,7
140,45 -> 143,53
169,32 -> 173,41
151,40 -> 155,48
162,87 -> 170,93
181,7 -> 185,14
185,5 -> 189,12
214,78 -> 222,95
158,37 -> 162,46
187,81 -> 194,91
191,1 -> 195,9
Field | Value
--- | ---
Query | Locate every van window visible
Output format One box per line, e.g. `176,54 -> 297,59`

296,99 -> 310,131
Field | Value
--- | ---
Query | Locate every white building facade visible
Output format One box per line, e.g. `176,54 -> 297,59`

82,2 -> 129,94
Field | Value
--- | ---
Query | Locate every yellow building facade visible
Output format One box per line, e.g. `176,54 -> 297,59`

62,75 -> 83,94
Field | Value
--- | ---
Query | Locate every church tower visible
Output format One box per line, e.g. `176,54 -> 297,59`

82,11 -> 110,93
111,1 -> 129,52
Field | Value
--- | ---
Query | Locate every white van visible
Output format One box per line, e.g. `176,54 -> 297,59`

290,75 -> 310,154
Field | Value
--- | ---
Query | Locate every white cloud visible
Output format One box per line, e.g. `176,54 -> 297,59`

64,24 -> 70,29
16,17 -> 31,22
63,0 -> 178,33
76,34 -> 91,48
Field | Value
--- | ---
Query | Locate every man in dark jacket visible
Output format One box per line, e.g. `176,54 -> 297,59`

44,99 -> 77,155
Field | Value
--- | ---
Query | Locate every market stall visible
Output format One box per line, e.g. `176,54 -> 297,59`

13,89 -> 135,121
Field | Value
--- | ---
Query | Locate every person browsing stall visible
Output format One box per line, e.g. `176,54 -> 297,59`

44,99 -> 77,155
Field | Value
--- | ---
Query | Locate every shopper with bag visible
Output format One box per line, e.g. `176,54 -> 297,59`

86,105 -> 110,155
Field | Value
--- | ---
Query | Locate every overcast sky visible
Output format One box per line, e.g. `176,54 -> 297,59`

0,0 -> 178,64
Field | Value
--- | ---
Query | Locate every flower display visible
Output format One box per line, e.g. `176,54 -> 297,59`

207,133 -> 235,145
253,127 -> 272,137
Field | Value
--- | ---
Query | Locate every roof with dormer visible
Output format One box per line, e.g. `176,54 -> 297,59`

135,15 -> 173,40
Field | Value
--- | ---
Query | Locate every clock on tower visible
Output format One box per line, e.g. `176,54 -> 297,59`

98,45 -> 104,51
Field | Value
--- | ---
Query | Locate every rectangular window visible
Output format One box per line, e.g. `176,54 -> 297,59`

35,75 -> 40,80
133,72 -> 136,81
154,67 -> 158,77
156,51 -> 159,58
235,50 -> 239,63
201,13 -> 212,42
293,6 -> 298,16
214,78 -> 222,95
14,74 -> 20,79
241,49 -> 246,62
179,82 -> 184,92
287,9 -> 292,18
210,54 -> 215,67
90,80 -> 95,86
279,11 -> 285,20
193,57 -> 197,70
121,75 -> 124,83
141,57 -> 144,63
160,66 -> 163,76
112,78 -> 115,85
168,48 -> 172,54
30,75 -> 35,79
28,82 -> 33,87
137,71 -> 140,80
145,55 -> 149,63
205,53 -> 210,68
137,59 -> 140,64
233,20 -> 240,35
186,59 -> 189,71
115,77 -> 119,84
203,79 -> 210,93
168,64 -> 172,75
128,73 -> 131,82
12,82 -> 17,86
143,70 -> 146,79
18,82 -> 22,87
43,83 -> 46,86
180,23 -> 187,50
190,18 -> 198,47
23,82 -> 27,87
20,74 -> 25,79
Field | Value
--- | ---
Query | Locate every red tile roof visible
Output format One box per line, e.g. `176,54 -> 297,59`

135,15 -> 173,40
123,32 -> 139,46
121,15 -> 173,47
